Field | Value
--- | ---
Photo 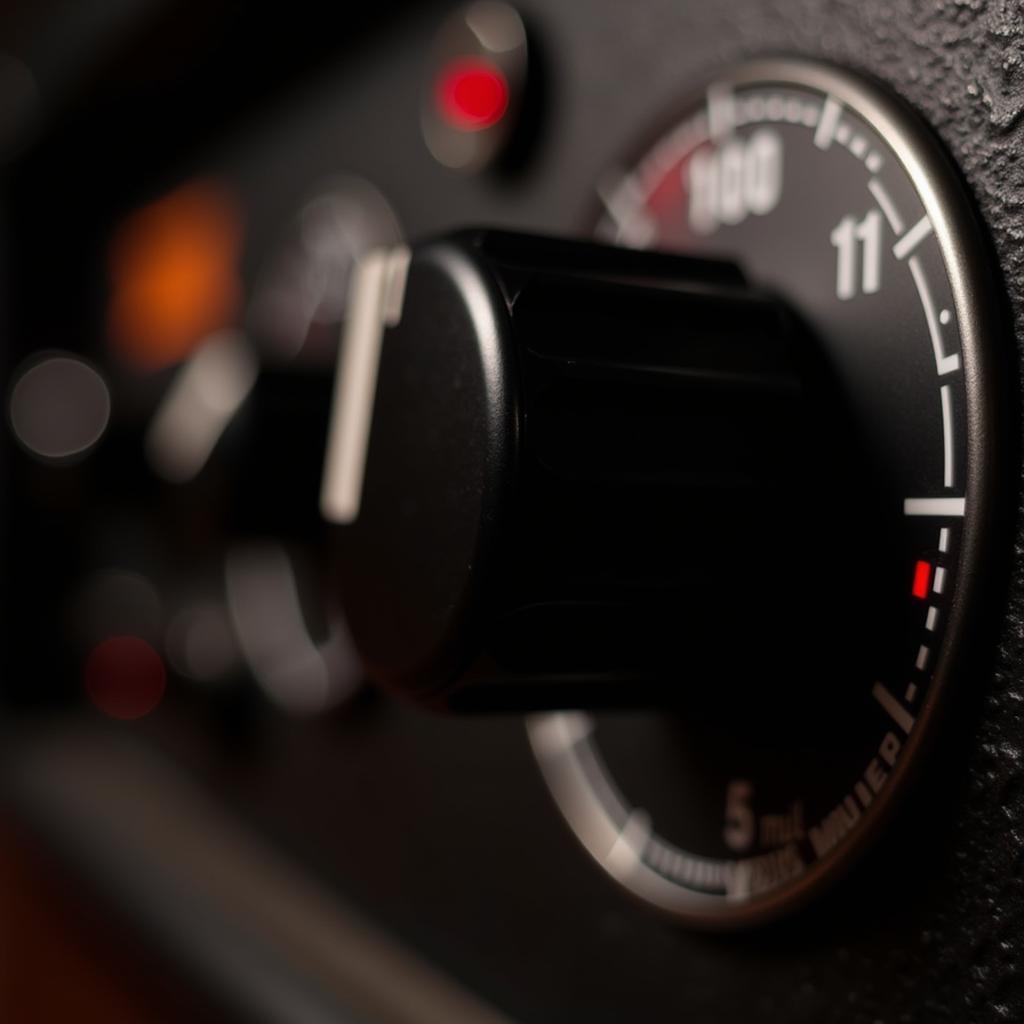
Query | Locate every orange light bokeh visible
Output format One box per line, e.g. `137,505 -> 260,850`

107,180 -> 242,371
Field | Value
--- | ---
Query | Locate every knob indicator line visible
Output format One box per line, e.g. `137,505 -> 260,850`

321,245 -> 411,525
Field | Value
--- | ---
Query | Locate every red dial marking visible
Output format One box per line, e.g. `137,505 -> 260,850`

912,559 -> 932,600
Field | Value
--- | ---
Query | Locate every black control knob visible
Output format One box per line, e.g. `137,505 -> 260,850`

321,229 -> 881,710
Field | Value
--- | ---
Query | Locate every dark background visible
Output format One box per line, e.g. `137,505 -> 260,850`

3,1 -> 1024,1022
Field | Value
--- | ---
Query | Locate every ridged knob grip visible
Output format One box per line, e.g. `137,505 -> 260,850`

324,230 -> 869,710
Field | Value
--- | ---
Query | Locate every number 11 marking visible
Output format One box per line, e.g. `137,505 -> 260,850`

831,209 -> 883,300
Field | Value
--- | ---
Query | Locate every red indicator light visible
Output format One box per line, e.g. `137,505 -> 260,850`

912,560 -> 931,599
84,635 -> 166,720
435,57 -> 509,131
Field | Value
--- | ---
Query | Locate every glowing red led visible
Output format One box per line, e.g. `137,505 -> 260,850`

435,57 -> 509,131
912,560 -> 931,600
84,635 -> 166,720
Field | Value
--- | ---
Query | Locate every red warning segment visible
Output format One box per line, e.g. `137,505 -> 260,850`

912,559 -> 931,599
435,57 -> 510,131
